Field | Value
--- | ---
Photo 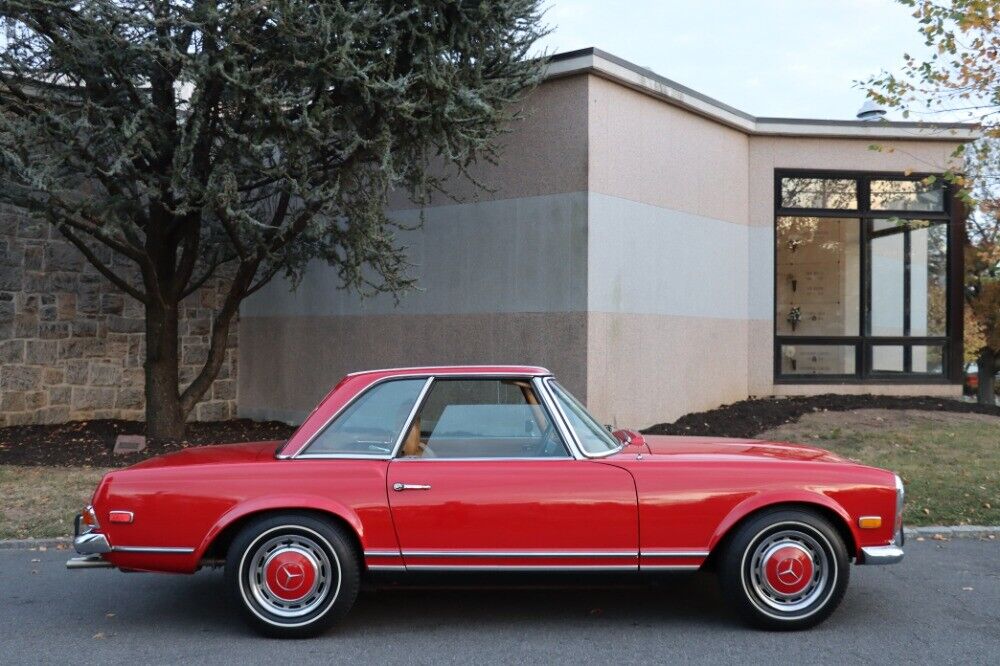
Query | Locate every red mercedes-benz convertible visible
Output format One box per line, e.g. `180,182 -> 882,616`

69,366 -> 904,637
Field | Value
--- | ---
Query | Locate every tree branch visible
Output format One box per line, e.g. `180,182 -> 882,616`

179,249 -> 229,300
54,224 -> 148,303
179,261 -> 258,415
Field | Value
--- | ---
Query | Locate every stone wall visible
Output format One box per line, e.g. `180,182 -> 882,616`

0,205 -> 238,426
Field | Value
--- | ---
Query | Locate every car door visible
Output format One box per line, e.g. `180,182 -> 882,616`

385,377 -> 639,571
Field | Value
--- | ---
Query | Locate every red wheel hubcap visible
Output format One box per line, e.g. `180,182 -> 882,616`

264,549 -> 318,602
763,545 -> 814,596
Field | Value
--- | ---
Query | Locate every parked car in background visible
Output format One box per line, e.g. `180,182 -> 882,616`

69,366 -> 905,637
964,363 -> 1000,396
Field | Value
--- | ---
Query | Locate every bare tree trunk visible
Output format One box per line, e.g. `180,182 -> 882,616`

977,348 -> 997,406
145,301 -> 185,438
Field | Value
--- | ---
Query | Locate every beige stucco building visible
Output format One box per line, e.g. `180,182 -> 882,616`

239,48 -> 979,428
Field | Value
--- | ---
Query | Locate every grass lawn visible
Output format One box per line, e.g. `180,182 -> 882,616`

760,409 -> 1000,527
0,466 -> 109,539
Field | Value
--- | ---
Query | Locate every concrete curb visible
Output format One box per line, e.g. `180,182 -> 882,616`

0,527 -> 997,551
0,538 -> 71,550
904,525 -> 1000,538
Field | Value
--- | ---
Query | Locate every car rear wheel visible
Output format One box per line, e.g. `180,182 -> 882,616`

225,513 -> 360,638
718,508 -> 849,630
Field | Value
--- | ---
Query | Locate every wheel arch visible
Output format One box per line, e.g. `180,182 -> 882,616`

706,493 -> 859,564
197,498 -> 365,564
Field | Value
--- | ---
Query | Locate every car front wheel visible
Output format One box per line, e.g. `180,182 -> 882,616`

225,513 -> 360,638
718,508 -> 849,630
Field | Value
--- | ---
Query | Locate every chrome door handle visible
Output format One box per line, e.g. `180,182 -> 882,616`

393,483 -> 431,491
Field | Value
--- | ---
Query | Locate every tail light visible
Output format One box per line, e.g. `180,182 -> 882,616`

80,505 -> 100,533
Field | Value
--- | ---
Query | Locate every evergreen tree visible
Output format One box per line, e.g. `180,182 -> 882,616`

0,1 -> 546,435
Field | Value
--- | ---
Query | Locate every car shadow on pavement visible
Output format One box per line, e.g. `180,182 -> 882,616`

124,570 -> 734,636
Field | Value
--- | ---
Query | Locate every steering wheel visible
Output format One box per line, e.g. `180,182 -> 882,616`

538,422 -> 562,457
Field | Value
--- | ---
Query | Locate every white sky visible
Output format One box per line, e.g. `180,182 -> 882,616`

535,0 -> 937,121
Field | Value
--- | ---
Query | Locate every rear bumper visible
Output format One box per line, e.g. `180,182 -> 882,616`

74,531 -> 111,555
67,512 -> 114,570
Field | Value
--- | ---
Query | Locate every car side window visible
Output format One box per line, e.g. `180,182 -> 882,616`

306,379 -> 426,455
398,379 -> 569,459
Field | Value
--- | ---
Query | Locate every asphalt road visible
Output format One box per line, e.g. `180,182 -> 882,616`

1,539 -> 997,665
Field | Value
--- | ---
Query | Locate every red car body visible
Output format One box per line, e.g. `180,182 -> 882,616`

70,366 -> 904,634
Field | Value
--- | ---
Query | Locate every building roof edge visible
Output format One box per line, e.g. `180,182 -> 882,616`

544,48 -> 981,141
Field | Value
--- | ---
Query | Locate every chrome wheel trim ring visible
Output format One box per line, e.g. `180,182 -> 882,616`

238,525 -> 342,626
739,521 -> 838,620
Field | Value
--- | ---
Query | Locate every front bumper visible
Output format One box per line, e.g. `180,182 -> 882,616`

860,544 -> 904,565
860,502 -> 905,565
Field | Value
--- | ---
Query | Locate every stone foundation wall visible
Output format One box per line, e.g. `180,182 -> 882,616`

0,205 -> 238,426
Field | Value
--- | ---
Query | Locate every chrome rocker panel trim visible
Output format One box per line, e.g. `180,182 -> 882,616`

113,546 -> 196,554
405,564 -> 639,572
401,550 -> 639,559
859,544 -> 904,565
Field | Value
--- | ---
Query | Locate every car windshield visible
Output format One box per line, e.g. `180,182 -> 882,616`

548,381 -> 622,455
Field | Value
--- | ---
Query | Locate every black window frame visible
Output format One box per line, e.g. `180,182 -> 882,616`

774,169 -> 965,384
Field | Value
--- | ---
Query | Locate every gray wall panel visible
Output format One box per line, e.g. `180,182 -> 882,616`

242,193 -> 589,318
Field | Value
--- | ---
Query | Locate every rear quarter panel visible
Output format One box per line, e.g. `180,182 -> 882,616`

94,459 -> 395,573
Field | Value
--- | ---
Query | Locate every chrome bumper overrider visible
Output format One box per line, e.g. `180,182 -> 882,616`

73,531 -> 111,555
860,544 -> 905,565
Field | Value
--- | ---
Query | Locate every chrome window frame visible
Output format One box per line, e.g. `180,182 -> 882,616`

391,375 -> 578,462
540,378 -> 624,459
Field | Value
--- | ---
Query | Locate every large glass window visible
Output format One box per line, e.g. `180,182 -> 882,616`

775,216 -> 860,337
775,172 -> 954,381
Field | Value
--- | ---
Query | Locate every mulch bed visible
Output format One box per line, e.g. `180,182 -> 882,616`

643,394 -> 1000,439
0,419 -> 296,468
3,395 -> 998,467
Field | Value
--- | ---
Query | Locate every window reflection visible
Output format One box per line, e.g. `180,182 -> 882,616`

781,178 -> 857,209
776,217 -> 860,338
780,345 -> 856,375
869,220 -> 948,337
870,179 -> 944,212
